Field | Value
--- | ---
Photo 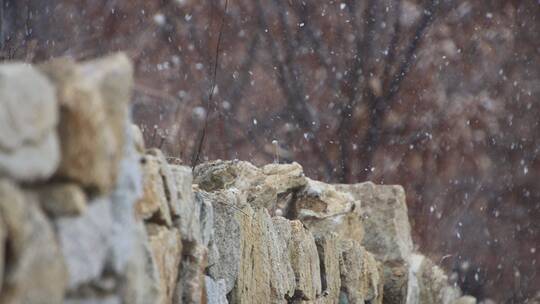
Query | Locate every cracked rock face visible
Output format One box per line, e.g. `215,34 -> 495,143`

0,63 -> 60,182
0,180 -> 67,304
40,54 -> 133,195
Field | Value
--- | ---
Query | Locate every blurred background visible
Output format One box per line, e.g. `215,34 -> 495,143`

1,0 -> 538,302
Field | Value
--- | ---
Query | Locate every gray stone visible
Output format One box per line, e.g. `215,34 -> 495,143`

453,296 -> 477,304
174,242 -> 207,304
206,190 -> 242,292
0,180 -> 67,304
146,224 -> 182,304
338,240 -> 383,304
0,132 -> 60,182
34,182 -> 87,217
170,165 -> 198,240
335,182 -> 413,262
314,233 -> 341,304
136,153 -> 172,226
0,63 -> 60,182
40,53 -> 133,194
56,198 -> 113,289
288,220 -> 322,301
407,254 -> 461,304
147,148 -> 180,219
205,276 -> 228,304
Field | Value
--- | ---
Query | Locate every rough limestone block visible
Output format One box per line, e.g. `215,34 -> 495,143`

336,182 -> 413,304
170,165 -> 198,240
288,220 -> 322,301
147,148 -> 180,219
205,276 -> 228,304
146,224 -> 183,304
338,240 -> 383,304
33,182 -> 87,217
453,296 -> 477,304
0,63 -> 60,182
135,153 -> 172,226
174,242 -> 207,304
314,233 -> 341,304
224,204 -> 300,303
206,190 -> 242,293
131,124 -> 145,154
269,217 -> 297,301
295,178 -> 363,243
56,198 -> 114,289
40,53 -> 133,194
0,212 -> 4,293
407,254 -> 461,304
0,180 -> 67,304
121,222 -> 160,304
335,182 -> 413,262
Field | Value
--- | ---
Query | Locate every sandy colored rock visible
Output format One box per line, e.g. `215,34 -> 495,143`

170,165 -> 198,239
136,153 -> 172,226
146,224 -> 183,304
229,205 -> 273,303
174,242 -> 207,304
289,220 -> 322,301
225,203 -> 299,303
131,124 -> 145,154
407,254 -> 461,304
314,233 -> 341,304
56,198 -> 113,288
453,296 -> 477,304
270,217 -> 297,301
147,148 -> 180,219
335,182 -> 413,262
0,207 -> 4,295
40,53 -> 133,194
0,63 -> 60,182
338,239 -> 383,304
0,180 -> 67,304
34,182 -> 87,217
205,276 -> 228,304
205,190 -> 242,292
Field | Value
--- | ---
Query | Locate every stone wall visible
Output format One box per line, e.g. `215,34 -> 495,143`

0,54 -> 476,304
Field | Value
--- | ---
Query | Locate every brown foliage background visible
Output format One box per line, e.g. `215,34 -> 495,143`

1,0 -> 539,302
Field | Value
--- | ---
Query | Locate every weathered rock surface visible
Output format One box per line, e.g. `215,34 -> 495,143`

170,164 -> 198,239
40,53 -> 133,194
204,190 -> 242,293
33,182 -> 87,217
0,180 -> 67,304
205,276 -> 228,304
339,239 -> 383,304
288,220 -> 322,301
336,182 -> 413,263
174,242 -> 207,304
56,198 -> 114,288
0,63 -> 60,182
136,152 -> 173,226
146,224 -> 182,304
407,254 -> 461,304
336,182 -> 414,304
314,234 -> 341,304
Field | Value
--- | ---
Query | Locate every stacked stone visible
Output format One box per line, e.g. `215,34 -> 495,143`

0,54 -> 476,304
